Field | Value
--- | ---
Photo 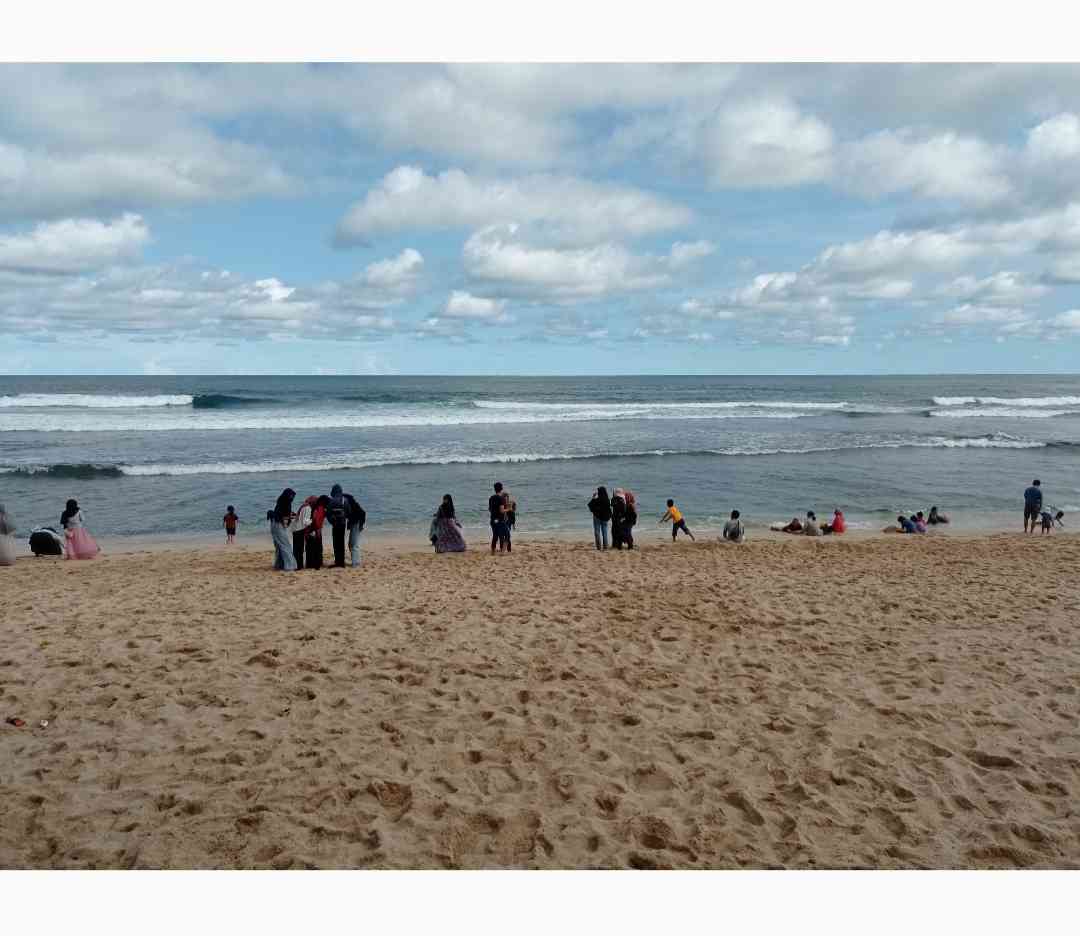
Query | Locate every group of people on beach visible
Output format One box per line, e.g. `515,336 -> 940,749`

0,498 -> 100,565
268,484 -> 366,572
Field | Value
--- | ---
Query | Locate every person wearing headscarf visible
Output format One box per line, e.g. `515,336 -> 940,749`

0,502 -> 16,566
269,488 -> 297,571
611,488 -> 629,550
622,489 -> 637,549
430,494 -> 466,553
305,495 -> 328,570
60,498 -> 100,560
292,495 -> 315,570
587,486 -> 612,550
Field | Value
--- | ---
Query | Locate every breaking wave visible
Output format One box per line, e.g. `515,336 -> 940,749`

0,393 -> 194,409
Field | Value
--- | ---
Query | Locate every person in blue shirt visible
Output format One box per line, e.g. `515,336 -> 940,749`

898,515 -> 917,534
1023,479 -> 1043,534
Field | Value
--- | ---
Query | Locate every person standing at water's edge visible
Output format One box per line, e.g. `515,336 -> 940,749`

268,488 -> 296,571
292,496 -> 314,570
327,483 -> 348,568
588,486 -> 611,550
344,490 -> 366,567
489,482 -> 511,554
1024,480 -> 1043,534
223,505 -> 239,544
60,498 -> 100,560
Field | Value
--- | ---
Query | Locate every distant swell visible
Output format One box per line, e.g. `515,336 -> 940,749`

6,434 -> 1065,478
1,462 -> 125,479
191,394 -> 272,409
927,407 -> 1079,419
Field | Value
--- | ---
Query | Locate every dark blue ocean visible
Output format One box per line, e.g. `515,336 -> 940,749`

2,375 -> 1079,541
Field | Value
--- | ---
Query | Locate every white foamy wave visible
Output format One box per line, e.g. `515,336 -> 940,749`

74,434 -> 1048,476
0,393 -> 194,409
932,395 -> 1080,407
0,407 -> 808,432
928,407 -> 1074,419
475,399 -> 849,411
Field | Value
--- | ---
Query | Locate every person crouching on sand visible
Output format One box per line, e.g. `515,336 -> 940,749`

822,509 -> 845,534
659,499 -> 695,542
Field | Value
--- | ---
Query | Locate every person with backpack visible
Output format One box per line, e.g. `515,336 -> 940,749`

327,483 -> 348,568
343,490 -> 366,567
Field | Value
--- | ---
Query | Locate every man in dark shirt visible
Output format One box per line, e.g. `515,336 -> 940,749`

488,481 -> 510,554
1024,479 -> 1043,534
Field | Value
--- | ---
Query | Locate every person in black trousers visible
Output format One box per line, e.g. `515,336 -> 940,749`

328,483 -> 348,567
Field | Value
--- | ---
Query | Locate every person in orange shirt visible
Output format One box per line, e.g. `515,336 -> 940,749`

658,499 -> 695,542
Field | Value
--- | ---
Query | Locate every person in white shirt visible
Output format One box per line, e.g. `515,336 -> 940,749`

722,509 -> 745,543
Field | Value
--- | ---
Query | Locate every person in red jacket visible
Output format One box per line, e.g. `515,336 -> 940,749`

823,509 -> 846,534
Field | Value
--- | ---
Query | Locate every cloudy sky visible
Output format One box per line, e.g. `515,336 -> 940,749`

5,63 -> 1080,375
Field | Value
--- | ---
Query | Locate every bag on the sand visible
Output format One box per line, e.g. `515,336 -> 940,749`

29,527 -> 65,556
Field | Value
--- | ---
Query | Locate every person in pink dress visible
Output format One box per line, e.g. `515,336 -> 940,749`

60,498 -> 100,560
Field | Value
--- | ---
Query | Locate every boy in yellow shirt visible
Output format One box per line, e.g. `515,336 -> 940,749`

659,499 -> 695,542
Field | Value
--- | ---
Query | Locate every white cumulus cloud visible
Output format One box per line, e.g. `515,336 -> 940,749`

0,213 -> 149,274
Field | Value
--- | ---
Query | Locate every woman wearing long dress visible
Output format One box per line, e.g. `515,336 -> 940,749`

430,494 -> 466,553
0,502 -> 17,566
60,499 -> 100,560
305,495 -> 327,570
269,488 -> 297,571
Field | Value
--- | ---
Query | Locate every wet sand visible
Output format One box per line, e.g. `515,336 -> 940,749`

2,532 -> 1079,869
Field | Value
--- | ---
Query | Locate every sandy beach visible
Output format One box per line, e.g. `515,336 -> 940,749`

2,531 -> 1079,869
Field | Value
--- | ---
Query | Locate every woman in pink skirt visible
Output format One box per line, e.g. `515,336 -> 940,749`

60,498 -> 100,560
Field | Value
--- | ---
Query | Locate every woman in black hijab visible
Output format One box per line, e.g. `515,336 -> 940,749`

269,488 -> 297,570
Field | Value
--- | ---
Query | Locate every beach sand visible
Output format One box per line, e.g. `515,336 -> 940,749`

2,531 -> 1079,869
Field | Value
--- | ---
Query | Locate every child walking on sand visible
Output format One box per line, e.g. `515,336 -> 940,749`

659,499 -> 695,542
223,505 -> 239,544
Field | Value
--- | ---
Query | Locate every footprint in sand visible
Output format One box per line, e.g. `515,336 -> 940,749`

723,791 -> 765,826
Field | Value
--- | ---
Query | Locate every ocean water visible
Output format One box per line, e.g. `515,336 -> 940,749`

1,374 -> 1079,541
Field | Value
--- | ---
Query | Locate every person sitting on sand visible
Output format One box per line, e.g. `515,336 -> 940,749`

780,517 -> 803,533
914,511 -> 928,533
908,514 -> 926,534
802,510 -> 822,536
884,514 -> 916,534
431,494 -> 466,553
822,509 -> 846,534
722,509 -> 745,543
659,499 -> 695,542
927,506 -> 949,525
